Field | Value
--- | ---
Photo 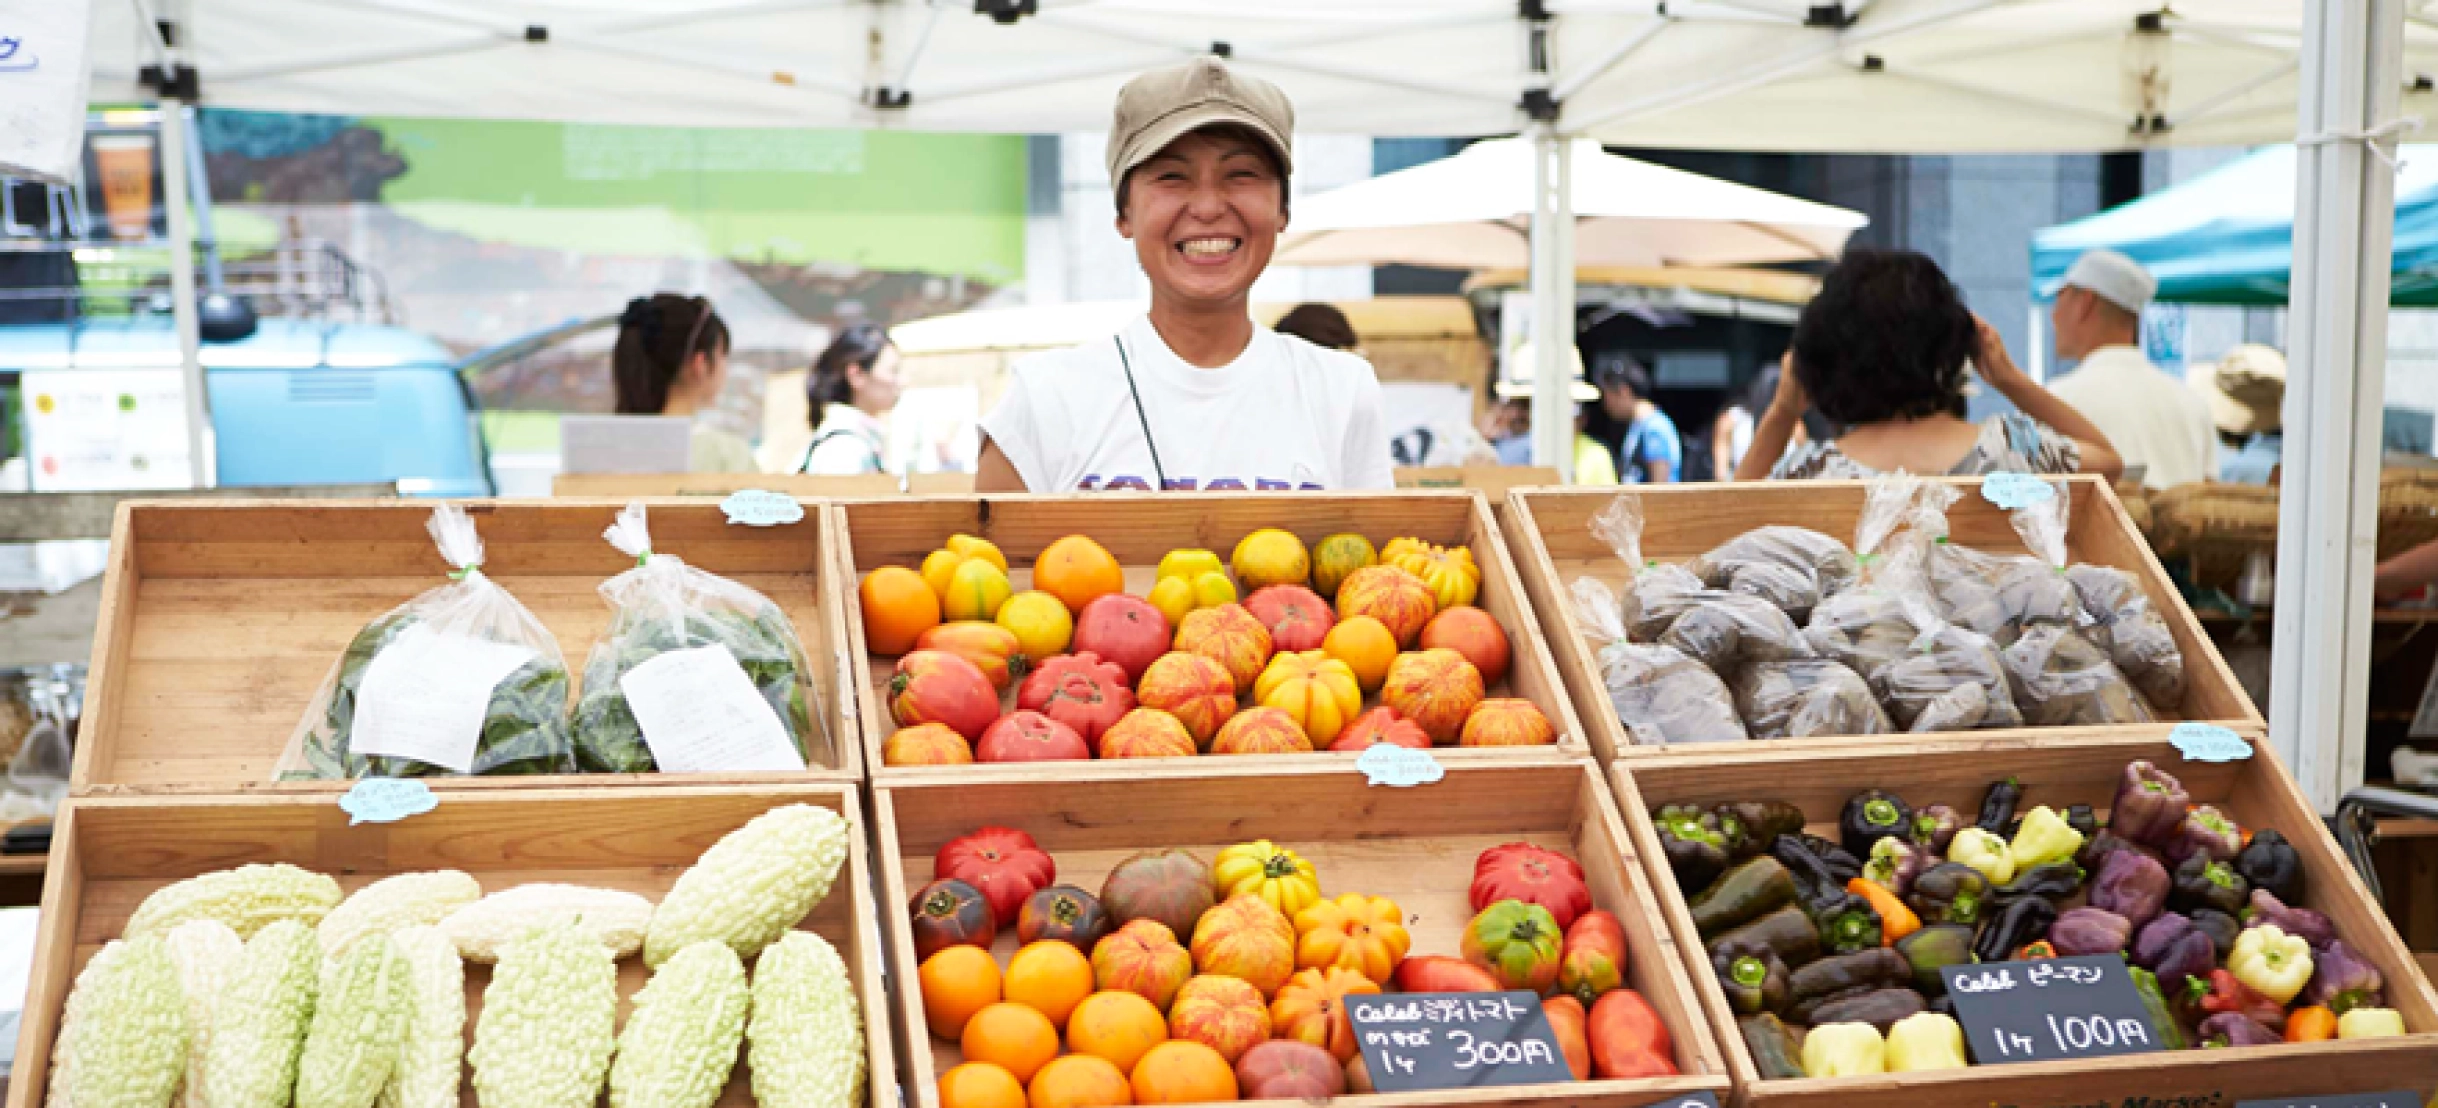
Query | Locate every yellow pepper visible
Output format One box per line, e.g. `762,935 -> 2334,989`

1214,840 -> 1323,917
2337,1008 -> 2407,1039
2228,924 -> 2314,1004
2006,805 -> 2086,872
1801,1021 -> 1886,1077
1946,827 -> 2017,886
1885,1012 -> 1968,1072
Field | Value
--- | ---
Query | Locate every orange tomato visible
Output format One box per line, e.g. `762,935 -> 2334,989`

920,946 -> 1003,1040
1036,535 -> 1127,614
1004,940 -> 1096,1028
861,566 -> 942,655
1129,1040 -> 1239,1104
1321,616 -> 1399,693
939,1062 -> 1028,1108
961,1002 -> 1062,1085
1067,990 -> 1169,1073
1028,1055 -> 1133,1108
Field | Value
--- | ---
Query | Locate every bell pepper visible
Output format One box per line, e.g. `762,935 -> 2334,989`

1739,1014 -> 1806,1080
2089,848 -> 2170,929
2229,923 -> 2314,1004
1713,935 -> 1791,1016
1945,828 -> 2017,886
1812,987 -> 1927,1033
1863,838 -> 1925,899
1801,1021 -> 1887,1077
2188,908 -> 2241,960
2014,940 -> 2056,959
2286,1005 -> 2338,1043
2128,967 -> 2187,1051
1908,804 -> 1965,855
1907,863 -> 1992,927
1841,789 -> 1914,859
2199,1013 -> 2282,1048
2076,828 -> 2136,873
2245,889 -> 2338,951
1656,804 -> 1732,891
1797,834 -> 1865,884
1463,899 -> 1566,994
2132,913 -> 2216,987
2110,760 -> 2191,847
1804,885 -> 1884,956
1588,988 -> 1678,1078
2302,940 -> 2384,1015
2236,828 -> 2305,904
2007,805 -> 2087,871
1895,923 -> 1976,997
1718,801 -> 1807,856
1972,896 -> 2056,965
2048,907 -> 2133,958
1885,1012 -> 1968,1072
1710,904 -> 1822,969
1847,877 -> 1919,943
2170,852 -> 2250,917
2064,804 -> 2100,843
2337,1008 -> 2407,1040
2192,967 -> 2287,1031
1975,776 -> 2023,836
1689,856 -> 1798,938
1771,835 -> 1848,903
1994,862 -> 2082,905
1789,948 -> 1911,1023
2165,804 -> 2245,868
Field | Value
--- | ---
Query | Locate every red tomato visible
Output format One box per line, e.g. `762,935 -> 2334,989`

935,825 -> 1056,927
1015,652 -> 1136,745
1470,842 -> 1592,930
890,650 -> 1000,741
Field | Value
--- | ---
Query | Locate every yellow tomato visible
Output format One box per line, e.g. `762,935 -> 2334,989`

1150,570 -> 1236,628
947,533 -> 1008,571
943,559 -> 1014,622
1158,548 -> 1225,581
1293,894 -> 1411,986
1213,840 -> 1323,918
1254,651 -> 1364,746
1231,529 -> 1311,591
996,590 -> 1074,659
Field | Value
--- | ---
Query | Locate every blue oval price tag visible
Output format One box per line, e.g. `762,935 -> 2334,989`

1982,471 -> 2059,511
339,778 -> 438,825
2170,722 -> 2253,763
721,490 -> 805,527
1357,744 -> 1445,787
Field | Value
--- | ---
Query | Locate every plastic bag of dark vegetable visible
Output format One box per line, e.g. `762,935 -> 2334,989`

1589,493 -> 1710,641
1871,595 -> 2024,733
570,502 -> 828,773
1571,576 -> 1748,746
1683,525 -> 1859,623
1589,493 -> 1812,670
1923,478 -> 2083,646
1730,656 -> 1892,739
2066,563 -> 2187,709
1803,473 -> 1941,682
276,504 -> 574,780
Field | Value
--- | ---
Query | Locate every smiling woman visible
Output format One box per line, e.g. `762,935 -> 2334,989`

975,59 -> 1395,493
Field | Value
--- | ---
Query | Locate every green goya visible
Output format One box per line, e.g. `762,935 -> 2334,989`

607,942 -> 749,1108
202,920 -> 322,1108
644,804 -> 849,967
294,934 -> 410,1108
46,934 -> 188,1108
747,931 -> 866,1108
469,922 -> 617,1108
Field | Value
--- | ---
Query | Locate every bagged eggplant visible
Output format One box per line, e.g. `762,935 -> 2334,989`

1731,655 -> 1892,739
1589,494 -> 1709,641
1961,477 -> 2154,724
1683,525 -> 1858,622
1924,479 -> 2080,646
2068,563 -> 2187,709
1804,473 -> 1940,681
1872,595 -> 2024,733
1590,493 -> 1811,669
571,503 -> 826,773
278,505 -> 573,780
1571,576 -> 1747,746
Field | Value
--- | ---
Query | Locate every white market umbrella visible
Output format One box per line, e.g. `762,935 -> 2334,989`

1273,137 -> 1866,269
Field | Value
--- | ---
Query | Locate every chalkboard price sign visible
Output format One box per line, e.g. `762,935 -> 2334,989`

1940,954 -> 2164,1064
1345,991 -> 1575,1093
2235,1093 -> 2422,1108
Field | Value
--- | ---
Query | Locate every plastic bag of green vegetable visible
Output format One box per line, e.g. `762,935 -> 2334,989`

571,502 -> 826,773
277,505 -> 574,780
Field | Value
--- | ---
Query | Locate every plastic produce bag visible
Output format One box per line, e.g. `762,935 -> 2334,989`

278,505 -> 573,780
1873,596 -> 2024,732
571,503 -> 824,773
1571,577 -> 1747,746
2002,623 -> 2157,726
2068,564 -> 2187,709
1805,473 -> 1940,681
1925,479 -> 2080,645
1684,526 -> 1858,622
1589,493 -> 1810,668
1731,656 -> 1892,739
1588,494 -> 1707,641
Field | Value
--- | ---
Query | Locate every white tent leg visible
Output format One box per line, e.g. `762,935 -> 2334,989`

157,96 -> 212,488
2269,0 -> 2402,810
1528,127 -> 1576,480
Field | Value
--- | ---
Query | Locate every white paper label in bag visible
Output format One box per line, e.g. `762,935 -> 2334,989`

351,625 -> 537,773
620,644 -> 806,773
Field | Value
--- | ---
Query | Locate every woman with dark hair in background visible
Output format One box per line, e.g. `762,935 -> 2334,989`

1739,250 -> 2121,481
797,323 -> 903,475
612,293 -> 754,473
1273,302 -> 1360,352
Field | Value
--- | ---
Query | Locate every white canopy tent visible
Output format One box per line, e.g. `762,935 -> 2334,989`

73,0 -> 2427,808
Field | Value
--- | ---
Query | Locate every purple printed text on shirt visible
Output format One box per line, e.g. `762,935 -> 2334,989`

1079,475 -> 1326,491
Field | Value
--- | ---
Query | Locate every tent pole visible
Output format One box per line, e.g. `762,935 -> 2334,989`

2269,0 -> 2401,811
1528,126 -> 1575,480
156,94 -> 212,488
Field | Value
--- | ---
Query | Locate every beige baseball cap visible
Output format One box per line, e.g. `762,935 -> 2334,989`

1106,57 -> 1295,187
2190,343 -> 2288,436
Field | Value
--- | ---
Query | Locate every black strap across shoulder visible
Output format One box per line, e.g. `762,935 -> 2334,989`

1115,336 -> 1168,491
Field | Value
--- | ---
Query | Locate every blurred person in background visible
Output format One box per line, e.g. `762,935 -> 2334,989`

1274,301 -> 1360,352
2044,249 -> 2217,489
1743,250 -> 2121,481
1582,357 -> 1680,483
612,293 -> 754,473
796,323 -> 903,475
1488,346 -> 1614,483
2190,344 -> 2287,485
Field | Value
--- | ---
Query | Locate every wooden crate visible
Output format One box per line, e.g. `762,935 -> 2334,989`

871,759 -> 1732,1107
70,498 -> 861,792
9,782 -> 896,1108
833,492 -> 1592,780
1611,732 -> 2438,1108
1505,477 -> 2260,761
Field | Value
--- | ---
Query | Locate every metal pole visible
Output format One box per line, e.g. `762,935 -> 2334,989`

2269,0 -> 2401,811
179,103 -> 223,291
155,98 -> 212,488
1527,126 -> 1576,480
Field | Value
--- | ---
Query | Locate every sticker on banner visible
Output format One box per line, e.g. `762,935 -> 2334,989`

1358,744 -> 1444,787
1982,472 -> 2058,511
2169,722 -> 2252,763
722,490 -> 804,527
340,778 -> 438,826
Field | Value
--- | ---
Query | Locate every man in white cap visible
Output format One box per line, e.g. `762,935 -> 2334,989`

2044,249 -> 2219,489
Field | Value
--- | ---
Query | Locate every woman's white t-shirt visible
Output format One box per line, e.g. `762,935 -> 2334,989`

981,316 -> 1395,493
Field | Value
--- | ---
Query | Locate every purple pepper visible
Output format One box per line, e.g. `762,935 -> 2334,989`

2090,847 -> 2170,929
1909,804 -> 1965,855
2302,940 -> 2385,1015
2245,889 -> 2338,951
2198,1012 -> 2283,1048
2132,912 -> 2216,986
2164,804 -> 2245,867
2048,907 -> 2134,958
2110,760 -> 2191,847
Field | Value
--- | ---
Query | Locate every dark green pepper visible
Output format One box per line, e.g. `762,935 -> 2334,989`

2170,852 -> 2249,917
1811,987 -> 1929,1034
2234,829 -> 2303,904
1738,1014 -> 1806,1080
1976,776 -> 2023,835
1804,886 -> 1884,956
1656,804 -> 1732,891
1972,896 -> 2057,964
1769,835 -> 1854,903
1789,949 -> 1910,1022
1840,789 -> 1913,858
1798,834 -> 1864,883
2076,828 -> 2136,872
2065,804 -> 2100,842
2188,908 -> 2241,961
1994,861 -> 2083,904
1708,904 -> 1822,969
1717,801 -> 1807,856
1907,862 -> 1993,927
1689,856 -> 1797,938
1712,936 -> 1791,1015
2129,966 -> 2188,1051
1895,922 -> 1976,996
